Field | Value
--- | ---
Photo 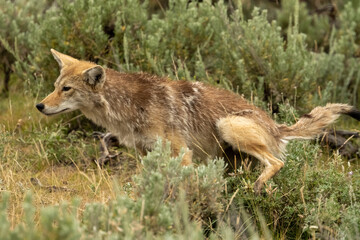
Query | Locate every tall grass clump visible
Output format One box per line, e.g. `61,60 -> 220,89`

0,0 -> 48,94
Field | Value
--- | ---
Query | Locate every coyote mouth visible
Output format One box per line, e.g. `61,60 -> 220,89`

44,108 -> 70,116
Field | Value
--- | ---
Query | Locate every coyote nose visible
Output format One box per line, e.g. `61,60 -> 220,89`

36,103 -> 45,112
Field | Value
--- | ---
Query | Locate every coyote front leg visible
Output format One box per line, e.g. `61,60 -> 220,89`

166,132 -> 193,166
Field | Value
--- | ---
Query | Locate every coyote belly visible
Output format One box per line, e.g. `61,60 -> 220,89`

36,49 -> 360,194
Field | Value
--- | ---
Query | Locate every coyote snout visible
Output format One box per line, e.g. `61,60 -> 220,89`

36,88 -> 77,116
35,103 -> 45,112
37,49 -> 360,194
35,99 -> 72,116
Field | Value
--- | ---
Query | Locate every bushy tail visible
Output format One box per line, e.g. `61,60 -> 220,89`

278,103 -> 360,140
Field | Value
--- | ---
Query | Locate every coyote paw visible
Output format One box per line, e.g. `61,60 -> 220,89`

93,132 -> 121,165
253,180 -> 264,195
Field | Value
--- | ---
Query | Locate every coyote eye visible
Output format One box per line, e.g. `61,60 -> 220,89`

62,86 -> 72,92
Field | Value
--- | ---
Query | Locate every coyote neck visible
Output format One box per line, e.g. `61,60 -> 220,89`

80,74 -> 150,148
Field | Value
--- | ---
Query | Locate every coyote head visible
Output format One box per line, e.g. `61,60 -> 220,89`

36,49 -> 106,116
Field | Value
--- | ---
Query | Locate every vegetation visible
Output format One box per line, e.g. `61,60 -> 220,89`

0,0 -> 359,239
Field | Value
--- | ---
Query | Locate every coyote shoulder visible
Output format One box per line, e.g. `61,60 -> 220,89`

36,49 -> 360,194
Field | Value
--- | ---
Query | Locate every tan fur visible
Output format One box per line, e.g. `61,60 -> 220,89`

278,103 -> 355,140
37,50 -> 359,194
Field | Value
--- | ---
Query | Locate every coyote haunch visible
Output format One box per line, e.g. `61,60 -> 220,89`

36,49 -> 360,194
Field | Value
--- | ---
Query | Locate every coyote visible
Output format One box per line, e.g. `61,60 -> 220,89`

36,49 -> 360,194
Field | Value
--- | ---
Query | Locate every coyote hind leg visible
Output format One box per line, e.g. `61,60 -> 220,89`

250,150 -> 284,194
217,116 -> 284,194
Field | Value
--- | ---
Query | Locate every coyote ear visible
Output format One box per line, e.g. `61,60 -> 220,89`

82,66 -> 105,88
50,49 -> 79,68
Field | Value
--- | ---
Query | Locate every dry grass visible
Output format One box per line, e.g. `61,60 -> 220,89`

0,93 -> 139,227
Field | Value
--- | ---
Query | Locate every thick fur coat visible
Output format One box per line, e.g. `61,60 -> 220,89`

37,49 -> 360,194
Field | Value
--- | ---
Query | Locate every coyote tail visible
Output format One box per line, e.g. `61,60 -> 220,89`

278,103 -> 360,140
